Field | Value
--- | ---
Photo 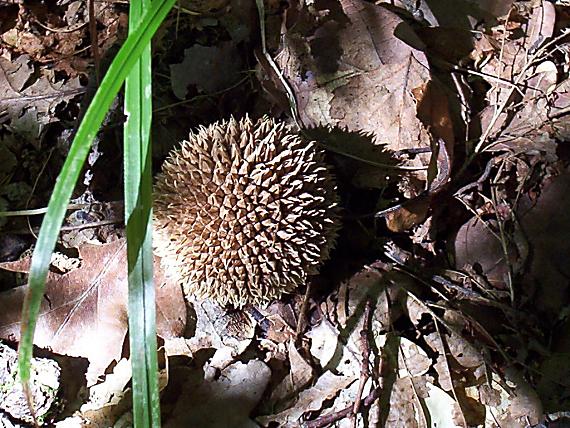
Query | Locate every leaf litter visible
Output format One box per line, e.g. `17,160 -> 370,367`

0,239 -> 186,385
1,0 -> 570,426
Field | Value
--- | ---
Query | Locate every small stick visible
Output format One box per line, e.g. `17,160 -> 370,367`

351,299 -> 372,428
88,0 -> 100,84
4,219 -> 121,235
0,203 -> 106,217
305,385 -> 382,428
295,281 -> 312,341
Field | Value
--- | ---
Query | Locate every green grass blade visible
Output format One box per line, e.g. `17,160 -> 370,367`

17,0 -> 176,398
124,0 -> 160,424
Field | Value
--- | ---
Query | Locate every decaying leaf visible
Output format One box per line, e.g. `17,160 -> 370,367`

0,56 -> 84,145
164,360 -> 271,428
0,239 -> 186,385
475,2 -> 569,153
274,0 -> 434,193
257,371 -> 356,427
170,42 -> 244,99
0,341 -> 60,424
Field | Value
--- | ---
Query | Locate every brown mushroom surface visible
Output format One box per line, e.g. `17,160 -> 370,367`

153,116 -> 339,307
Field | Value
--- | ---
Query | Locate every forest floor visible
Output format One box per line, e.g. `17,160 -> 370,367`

1,0 -> 570,427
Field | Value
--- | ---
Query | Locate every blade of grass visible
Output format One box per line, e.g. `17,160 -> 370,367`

17,0 -> 176,405
124,0 -> 160,424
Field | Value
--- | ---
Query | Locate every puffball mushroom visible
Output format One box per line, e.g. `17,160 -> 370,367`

153,116 -> 339,308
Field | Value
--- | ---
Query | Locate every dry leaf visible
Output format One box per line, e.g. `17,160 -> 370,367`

0,341 -> 60,423
424,382 -> 463,428
275,0 -> 433,192
377,0 -> 513,28
519,171 -> 570,317
476,1 -> 568,153
267,340 -> 314,409
385,378 -> 421,428
184,296 -> 254,357
399,337 -> 432,378
164,360 -> 271,428
0,239 -> 186,385
455,171 -> 570,317
55,358 -> 134,428
0,56 -> 83,145
170,42 -> 244,99
453,217 -> 511,288
257,371 -> 356,427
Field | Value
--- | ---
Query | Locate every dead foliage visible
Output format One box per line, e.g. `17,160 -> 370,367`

1,0 -> 570,426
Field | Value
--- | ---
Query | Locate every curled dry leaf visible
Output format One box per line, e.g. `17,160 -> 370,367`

0,239 -> 186,385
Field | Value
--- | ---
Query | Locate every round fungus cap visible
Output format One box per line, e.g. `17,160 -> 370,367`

153,116 -> 339,307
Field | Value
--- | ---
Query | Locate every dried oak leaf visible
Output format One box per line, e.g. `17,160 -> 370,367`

275,0 -> 434,191
0,239 -> 186,385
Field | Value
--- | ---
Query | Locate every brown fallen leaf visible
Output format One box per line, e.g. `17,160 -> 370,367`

0,239 -> 186,385
385,195 -> 431,233
475,2 -> 568,153
454,170 -> 570,314
0,56 -> 84,145
274,0 -> 434,194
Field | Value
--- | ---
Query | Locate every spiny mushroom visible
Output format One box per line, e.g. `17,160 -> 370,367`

153,116 -> 339,308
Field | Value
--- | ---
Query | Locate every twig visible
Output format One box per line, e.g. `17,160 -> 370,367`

3,219 -> 121,235
453,66 -> 538,95
319,144 -> 429,171
34,19 -> 88,33
489,160 -> 515,305
295,281 -> 312,341
454,157 -> 497,197
88,0 -> 100,84
22,147 -> 55,238
305,384 -> 382,428
0,203 -> 99,217
475,30 -> 570,153
351,299 -> 372,428
153,74 -> 251,114
255,0 -> 301,127
0,88 -> 86,103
